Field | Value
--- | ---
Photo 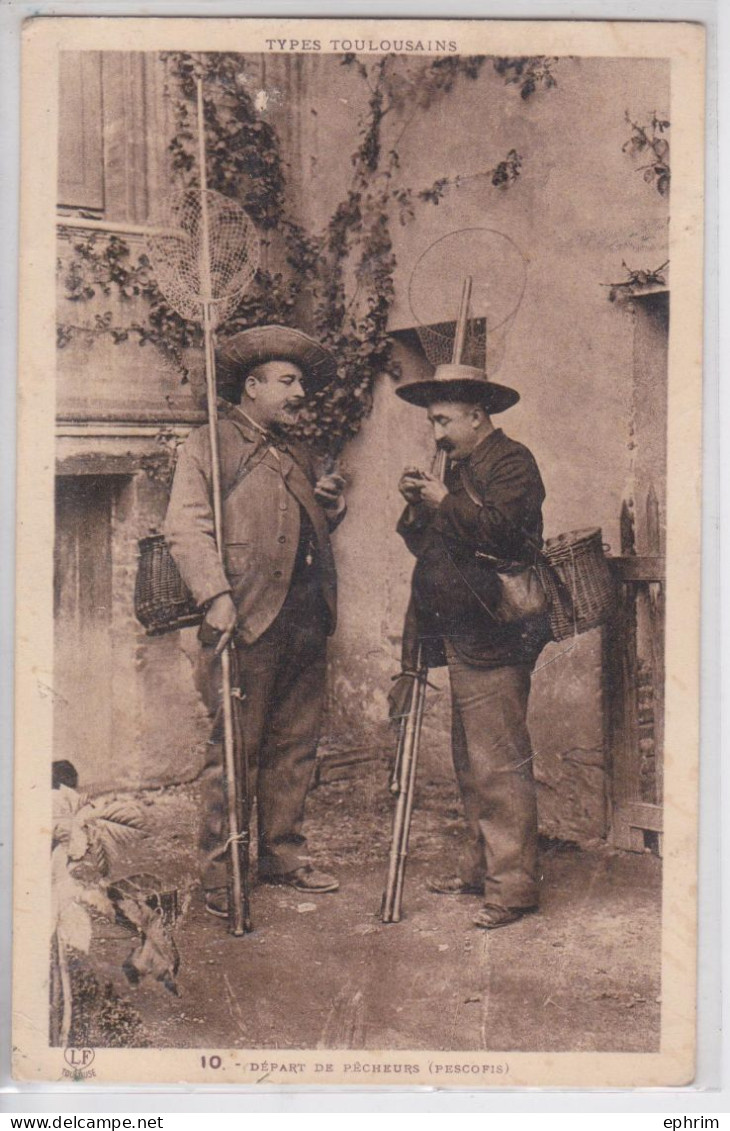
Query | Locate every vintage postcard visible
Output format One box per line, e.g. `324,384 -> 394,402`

13,17 -> 705,1087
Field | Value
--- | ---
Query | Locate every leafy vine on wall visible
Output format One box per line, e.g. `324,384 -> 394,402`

56,234 -> 201,370
492,56 -> 559,99
57,52 -> 558,456
622,112 -> 670,197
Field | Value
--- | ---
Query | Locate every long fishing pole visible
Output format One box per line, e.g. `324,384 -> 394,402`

381,276 -> 473,923
196,77 -> 250,936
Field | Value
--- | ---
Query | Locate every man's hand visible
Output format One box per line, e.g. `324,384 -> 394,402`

416,471 -> 449,509
203,592 -> 237,655
314,473 -> 346,511
398,467 -> 426,505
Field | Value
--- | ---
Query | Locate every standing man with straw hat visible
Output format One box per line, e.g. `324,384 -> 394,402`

165,325 -> 345,920
394,362 -> 550,930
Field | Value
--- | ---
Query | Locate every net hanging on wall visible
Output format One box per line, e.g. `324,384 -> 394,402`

408,227 -> 527,373
415,317 -> 488,369
147,188 -> 260,328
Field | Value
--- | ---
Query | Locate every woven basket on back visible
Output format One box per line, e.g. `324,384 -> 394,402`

536,527 -> 616,642
134,534 -> 203,636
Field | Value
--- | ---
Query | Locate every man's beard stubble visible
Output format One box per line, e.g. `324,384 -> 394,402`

270,402 -> 304,435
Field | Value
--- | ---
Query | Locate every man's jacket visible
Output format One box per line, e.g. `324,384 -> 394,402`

164,406 -> 340,645
397,428 -> 550,668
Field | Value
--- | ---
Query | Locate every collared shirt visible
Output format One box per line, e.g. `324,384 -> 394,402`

234,406 -> 270,440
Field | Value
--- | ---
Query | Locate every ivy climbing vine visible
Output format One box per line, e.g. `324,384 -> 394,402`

56,233 -> 200,370
57,52 -> 559,456
492,56 -> 559,99
622,111 -> 670,197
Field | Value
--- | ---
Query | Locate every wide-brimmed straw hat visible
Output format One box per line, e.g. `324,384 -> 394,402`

216,325 -> 338,395
395,363 -> 519,414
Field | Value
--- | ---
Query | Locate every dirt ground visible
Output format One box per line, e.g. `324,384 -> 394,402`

88,765 -> 661,1053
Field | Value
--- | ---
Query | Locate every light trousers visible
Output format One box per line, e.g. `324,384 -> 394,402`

447,650 -> 540,909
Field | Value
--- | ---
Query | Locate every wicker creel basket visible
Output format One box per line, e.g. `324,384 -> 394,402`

134,534 -> 203,637
536,527 -> 616,642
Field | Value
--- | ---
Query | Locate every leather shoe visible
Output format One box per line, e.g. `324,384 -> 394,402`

260,865 -> 339,893
426,874 -> 483,896
473,904 -> 537,930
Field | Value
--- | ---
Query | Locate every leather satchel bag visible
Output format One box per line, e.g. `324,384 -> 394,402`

474,551 -> 548,624
459,465 -> 548,625
459,463 -> 614,638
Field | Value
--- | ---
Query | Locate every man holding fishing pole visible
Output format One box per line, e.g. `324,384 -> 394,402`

393,361 -> 550,930
164,325 -> 345,922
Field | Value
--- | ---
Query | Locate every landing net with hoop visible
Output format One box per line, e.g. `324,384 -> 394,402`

146,80 -> 261,939
147,188 -> 260,331
408,227 -> 527,373
55,79 -> 262,939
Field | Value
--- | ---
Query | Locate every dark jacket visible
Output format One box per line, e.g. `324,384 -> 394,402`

164,405 -> 342,645
397,428 -> 550,669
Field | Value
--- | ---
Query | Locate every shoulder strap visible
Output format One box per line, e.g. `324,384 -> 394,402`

460,460 -> 543,559
459,462 -> 483,509
221,418 -> 272,501
460,457 -> 575,612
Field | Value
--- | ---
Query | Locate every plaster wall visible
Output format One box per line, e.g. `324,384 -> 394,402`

289,55 -> 668,841
289,54 -> 669,549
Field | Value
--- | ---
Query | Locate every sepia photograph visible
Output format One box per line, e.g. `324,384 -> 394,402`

12,17 -> 704,1088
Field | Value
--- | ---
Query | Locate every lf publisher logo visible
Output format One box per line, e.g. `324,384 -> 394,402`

63,1048 -> 95,1070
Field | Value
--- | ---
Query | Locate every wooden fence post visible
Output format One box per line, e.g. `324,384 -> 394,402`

607,492 -> 665,853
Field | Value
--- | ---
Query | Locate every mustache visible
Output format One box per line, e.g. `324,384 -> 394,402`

436,440 -> 455,452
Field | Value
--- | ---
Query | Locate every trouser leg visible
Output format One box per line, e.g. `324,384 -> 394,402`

198,747 -> 227,892
196,640 -> 277,892
196,594 -> 328,887
448,659 -> 539,910
450,699 -> 487,890
255,639 -> 327,878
